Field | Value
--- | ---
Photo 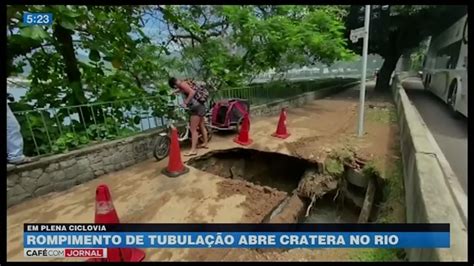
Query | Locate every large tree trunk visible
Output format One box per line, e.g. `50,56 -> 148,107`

374,52 -> 401,92
53,24 -> 92,124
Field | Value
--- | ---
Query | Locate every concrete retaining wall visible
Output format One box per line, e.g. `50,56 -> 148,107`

7,80 -> 358,208
391,73 -> 467,262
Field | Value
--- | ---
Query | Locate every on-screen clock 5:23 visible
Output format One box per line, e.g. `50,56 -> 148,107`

23,13 -> 53,26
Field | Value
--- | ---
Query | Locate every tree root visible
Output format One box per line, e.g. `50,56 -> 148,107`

305,194 -> 317,217
333,188 -> 340,202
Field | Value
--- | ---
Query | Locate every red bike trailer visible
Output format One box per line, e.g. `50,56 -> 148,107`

208,98 -> 250,132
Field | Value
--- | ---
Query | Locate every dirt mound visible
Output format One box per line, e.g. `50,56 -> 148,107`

217,179 -> 287,223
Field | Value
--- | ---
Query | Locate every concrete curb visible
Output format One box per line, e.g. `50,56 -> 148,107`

410,99 -> 467,225
391,73 -> 467,262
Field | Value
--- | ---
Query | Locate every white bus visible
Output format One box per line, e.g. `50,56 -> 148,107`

422,14 -> 468,117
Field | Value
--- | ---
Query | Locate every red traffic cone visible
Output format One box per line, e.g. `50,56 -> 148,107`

272,108 -> 291,139
87,184 -> 145,262
162,126 -> 189,177
234,113 -> 253,146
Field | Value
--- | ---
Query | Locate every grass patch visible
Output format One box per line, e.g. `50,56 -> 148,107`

377,158 -> 405,223
353,248 -> 406,262
324,158 -> 345,176
366,106 -> 397,124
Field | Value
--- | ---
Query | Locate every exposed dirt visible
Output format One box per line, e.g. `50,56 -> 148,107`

188,148 -> 314,193
285,84 -> 400,177
216,179 -> 288,223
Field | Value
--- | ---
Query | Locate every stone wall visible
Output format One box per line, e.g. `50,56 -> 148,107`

7,80 -> 358,208
391,73 -> 467,262
7,131 -> 159,207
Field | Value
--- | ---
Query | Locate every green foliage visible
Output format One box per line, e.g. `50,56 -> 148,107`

381,159 -> 405,210
325,158 -> 345,176
7,5 -> 355,156
328,146 -> 356,163
352,248 -> 405,262
52,132 -> 89,153
156,5 -> 353,88
366,106 -> 397,124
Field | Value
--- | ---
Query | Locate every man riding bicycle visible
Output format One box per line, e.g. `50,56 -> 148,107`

168,77 -> 209,156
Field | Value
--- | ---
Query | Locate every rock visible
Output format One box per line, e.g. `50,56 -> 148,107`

19,177 -> 37,193
76,172 -> 94,183
7,164 -> 16,172
54,180 -> 77,191
59,159 -> 76,168
7,177 -> 16,188
104,165 -> 115,173
8,194 -> 31,207
64,167 -> 82,180
8,184 -> 27,196
45,163 -> 60,173
37,174 -> 52,187
90,162 -> 103,171
51,170 -> 66,182
34,185 -> 55,197
103,157 -> 112,165
94,170 -> 105,177
7,174 -> 20,186
21,168 -> 43,179
88,154 -> 102,164
76,158 -> 90,167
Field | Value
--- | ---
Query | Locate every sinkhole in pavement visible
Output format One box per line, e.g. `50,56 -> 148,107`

187,148 -> 312,193
187,148 -> 383,224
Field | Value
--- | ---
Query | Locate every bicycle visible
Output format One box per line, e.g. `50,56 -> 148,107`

153,105 -> 213,161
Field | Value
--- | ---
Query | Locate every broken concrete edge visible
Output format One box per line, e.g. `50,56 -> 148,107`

357,177 -> 376,223
392,73 -> 467,262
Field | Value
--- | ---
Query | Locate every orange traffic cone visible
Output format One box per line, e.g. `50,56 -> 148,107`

272,108 -> 291,139
87,184 -> 146,262
234,113 -> 253,146
162,126 -> 189,177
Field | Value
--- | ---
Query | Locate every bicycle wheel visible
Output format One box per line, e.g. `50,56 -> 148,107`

154,136 -> 171,161
177,125 -> 188,141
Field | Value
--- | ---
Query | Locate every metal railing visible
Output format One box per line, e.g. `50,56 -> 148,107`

11,77 -> 357,157
11,96 -> 174,157
215,77 -> 357,105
